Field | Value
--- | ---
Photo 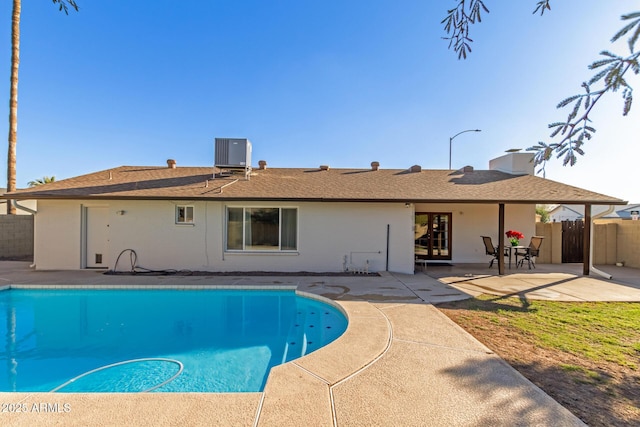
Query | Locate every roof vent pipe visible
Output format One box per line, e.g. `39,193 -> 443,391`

319,165 -> 330,171
371,161 -> 380,171
258,160 -> 267,170
167,159 -> 177,169
409,165 -> 421,173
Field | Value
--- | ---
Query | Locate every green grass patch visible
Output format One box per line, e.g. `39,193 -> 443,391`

560,364 -> 607,383
559,363 -> 583,372
440,296 -> 640,370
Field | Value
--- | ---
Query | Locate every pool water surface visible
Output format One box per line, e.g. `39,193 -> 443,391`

0,289 -> 347,393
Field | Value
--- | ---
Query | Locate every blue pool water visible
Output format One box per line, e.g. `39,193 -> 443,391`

0,289 -> 347,393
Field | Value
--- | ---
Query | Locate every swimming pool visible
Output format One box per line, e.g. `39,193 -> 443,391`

0,288 -> 347,393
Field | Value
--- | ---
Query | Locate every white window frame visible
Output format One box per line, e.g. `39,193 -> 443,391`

175,205 -> 194,224
225,206 -> 298,252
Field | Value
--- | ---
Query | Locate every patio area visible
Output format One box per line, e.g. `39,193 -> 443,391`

1,261 -> 638,426
423,262 -> 640,302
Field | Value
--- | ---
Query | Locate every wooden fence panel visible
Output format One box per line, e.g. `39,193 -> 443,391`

562,220 -> 584,263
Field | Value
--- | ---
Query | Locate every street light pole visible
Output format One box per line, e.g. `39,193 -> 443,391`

449,129 -> 481,170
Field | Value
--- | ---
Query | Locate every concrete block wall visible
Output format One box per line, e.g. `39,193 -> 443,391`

615,221 -> 640,268
535,222 -> 562,264
593,223 -> 617,265
0,215 -> 34,259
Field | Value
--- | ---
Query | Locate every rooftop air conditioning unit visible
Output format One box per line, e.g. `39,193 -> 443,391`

214,138 -> 252,169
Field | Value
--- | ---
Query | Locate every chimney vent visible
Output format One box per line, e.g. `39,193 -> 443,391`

167,159 -> 176,169
371,161 -> 380,171
319,165 -> 330,171
409,165 -> 421,173
258,160 -> 267,170
489,152 -> 535,175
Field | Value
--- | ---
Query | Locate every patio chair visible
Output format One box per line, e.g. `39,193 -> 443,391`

481,236 -> 506,268
516,236 -> 544,269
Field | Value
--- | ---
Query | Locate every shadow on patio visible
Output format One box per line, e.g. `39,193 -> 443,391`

423,263 -> 640,302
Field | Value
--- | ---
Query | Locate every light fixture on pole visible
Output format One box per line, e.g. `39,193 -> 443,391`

449,129 -> 481,170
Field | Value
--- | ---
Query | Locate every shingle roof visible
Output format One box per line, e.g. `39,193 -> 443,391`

3,165 -> 627,205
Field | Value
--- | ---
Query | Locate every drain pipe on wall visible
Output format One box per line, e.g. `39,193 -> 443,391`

12,200 -> 36,215
386,224 -> 390,271
589,205 -> 615,279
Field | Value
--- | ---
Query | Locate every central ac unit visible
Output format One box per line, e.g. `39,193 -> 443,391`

214,138 -> 252,169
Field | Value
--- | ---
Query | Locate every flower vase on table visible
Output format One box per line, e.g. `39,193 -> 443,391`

506,230 -> 524,247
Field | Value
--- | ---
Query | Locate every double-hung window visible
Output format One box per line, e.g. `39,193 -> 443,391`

226,207 -> 297,251
176,205 -> 194,224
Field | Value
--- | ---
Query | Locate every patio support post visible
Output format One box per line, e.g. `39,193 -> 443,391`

583,204 -> 592,275
498,203 -> 505,275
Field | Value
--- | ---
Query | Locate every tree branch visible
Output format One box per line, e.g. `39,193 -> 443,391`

441,0 -> 489,59
529,17 -> 640,173
52,0 -> 79,15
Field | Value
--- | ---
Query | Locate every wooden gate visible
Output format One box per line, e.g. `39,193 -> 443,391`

562,220 -> 584,263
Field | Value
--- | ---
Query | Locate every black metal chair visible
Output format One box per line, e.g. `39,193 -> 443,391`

517,236 -> 544,269
481,236 -> 505,268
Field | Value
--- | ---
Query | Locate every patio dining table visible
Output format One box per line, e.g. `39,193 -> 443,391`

505,245 -> 529,269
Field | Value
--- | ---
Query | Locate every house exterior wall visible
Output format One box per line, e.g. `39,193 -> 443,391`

414,203 -> 536,263
33,200 -> 416,274
548,206 -> 583,222
217,201 -> 414,274
34,201 -> 83,269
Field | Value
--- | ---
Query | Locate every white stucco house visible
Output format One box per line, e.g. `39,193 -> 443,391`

3,140 -> 626,274
548,203 -> 640,222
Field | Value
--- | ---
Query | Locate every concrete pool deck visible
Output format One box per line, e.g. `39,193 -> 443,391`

3,261 -> 637,426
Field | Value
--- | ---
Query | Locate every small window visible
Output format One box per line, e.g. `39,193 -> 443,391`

176,205 -> 194,224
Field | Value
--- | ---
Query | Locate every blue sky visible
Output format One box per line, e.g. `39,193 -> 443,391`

1,1 -> 638,202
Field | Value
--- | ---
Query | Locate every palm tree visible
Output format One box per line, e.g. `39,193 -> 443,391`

6,0 -> 78,214
27,176 -> 56,187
